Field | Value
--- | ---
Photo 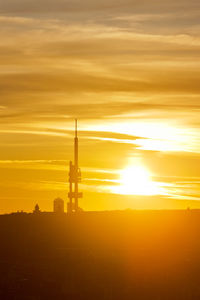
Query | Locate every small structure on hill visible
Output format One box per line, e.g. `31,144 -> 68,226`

33,204 -> 40,214
54,197 -> 64,213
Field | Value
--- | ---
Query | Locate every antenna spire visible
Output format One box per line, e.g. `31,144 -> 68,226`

75,119 -> 78,138
67,119 -> 83,213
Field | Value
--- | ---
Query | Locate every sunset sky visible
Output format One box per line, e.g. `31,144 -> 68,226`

0,0 -> 200,213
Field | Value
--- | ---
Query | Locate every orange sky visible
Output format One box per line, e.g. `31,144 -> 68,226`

0,0 -> 200,213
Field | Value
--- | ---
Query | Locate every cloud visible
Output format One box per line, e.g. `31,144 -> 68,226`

1,0 -> 200,15
0,0 -> 200,210
1,99 -> 200,125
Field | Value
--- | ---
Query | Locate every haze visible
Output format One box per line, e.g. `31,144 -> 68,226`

0,0 -> 200,213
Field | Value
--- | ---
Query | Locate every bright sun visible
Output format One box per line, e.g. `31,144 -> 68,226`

111,165 -> 162,196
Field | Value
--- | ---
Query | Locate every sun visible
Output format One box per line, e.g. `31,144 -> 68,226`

111,165 -> 162,196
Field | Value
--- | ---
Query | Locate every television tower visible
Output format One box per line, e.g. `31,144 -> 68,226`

67,119 -> 83,213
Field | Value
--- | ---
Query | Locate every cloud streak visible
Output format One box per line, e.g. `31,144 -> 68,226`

0,0 -> 200,211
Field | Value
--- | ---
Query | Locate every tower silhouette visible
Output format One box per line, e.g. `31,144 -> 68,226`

67,120 -> 83,213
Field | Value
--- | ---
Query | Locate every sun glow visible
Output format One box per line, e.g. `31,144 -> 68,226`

83,120 -> 194,152
111,165 -> 164,196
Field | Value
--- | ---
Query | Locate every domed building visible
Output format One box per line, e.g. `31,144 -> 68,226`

53,198 -> 64,213
33,203 -> 40,214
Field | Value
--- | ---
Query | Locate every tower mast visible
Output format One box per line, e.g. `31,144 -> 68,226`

74,119 -> 79,212
67,120 -> 82,213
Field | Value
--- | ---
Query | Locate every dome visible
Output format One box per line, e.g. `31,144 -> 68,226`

53,198 -> 64,213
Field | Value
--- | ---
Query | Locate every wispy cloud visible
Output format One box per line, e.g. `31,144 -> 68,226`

0,0 -> 200,211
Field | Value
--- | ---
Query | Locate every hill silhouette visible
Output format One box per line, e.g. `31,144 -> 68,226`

0,210 -> 200,299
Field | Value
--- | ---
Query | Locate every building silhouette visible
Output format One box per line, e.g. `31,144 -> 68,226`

53,197 -> 64,213
67,120 -> 83,213
33,204 -> 40,213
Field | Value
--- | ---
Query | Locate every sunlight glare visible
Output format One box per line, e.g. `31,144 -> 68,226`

83,120 -> 194,152
111,165 -> 164,196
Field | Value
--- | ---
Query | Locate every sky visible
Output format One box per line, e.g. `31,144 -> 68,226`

0,0 -> 200,213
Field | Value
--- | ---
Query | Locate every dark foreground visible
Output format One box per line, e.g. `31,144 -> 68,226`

0,210 -> 200,300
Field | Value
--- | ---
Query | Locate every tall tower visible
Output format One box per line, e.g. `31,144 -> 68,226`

67,120 -> 83,213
